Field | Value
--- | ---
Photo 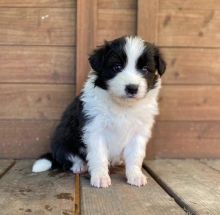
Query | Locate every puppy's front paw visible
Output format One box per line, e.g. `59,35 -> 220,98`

127,171 -> 147,187
90,174 -> 111,188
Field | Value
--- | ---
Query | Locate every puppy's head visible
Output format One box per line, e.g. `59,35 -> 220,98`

89,36 -> 166,101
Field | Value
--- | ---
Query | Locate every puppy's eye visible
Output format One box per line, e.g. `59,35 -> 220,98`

113,64 -> 122,72
142,66 -> 149,72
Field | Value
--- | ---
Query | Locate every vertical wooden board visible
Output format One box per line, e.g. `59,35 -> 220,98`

138,0 -> 159,43
0,46 -> 75,84
97,9 -> 136,45
0,8 -> 75,46
0,160 -> 75,214
0,160 -> 14,177
0,120 -> 58,159
145,159 -> 220,215
81,167 -> 185,215
98,0 -> 137,9
76,0 -> 97,94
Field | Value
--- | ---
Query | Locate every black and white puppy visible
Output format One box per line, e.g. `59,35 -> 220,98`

32,36 -> 166,188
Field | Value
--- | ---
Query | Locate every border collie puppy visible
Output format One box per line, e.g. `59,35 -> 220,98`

32,36 -> 166,188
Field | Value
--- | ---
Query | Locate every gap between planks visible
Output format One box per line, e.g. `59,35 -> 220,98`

143,162 -> 197,215
74,174 -> 81,215
0,160 -> 16,179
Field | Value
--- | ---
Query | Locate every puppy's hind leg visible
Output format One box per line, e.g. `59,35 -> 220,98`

68,155 -> 88,174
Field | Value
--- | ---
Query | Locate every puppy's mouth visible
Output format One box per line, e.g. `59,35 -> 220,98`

126,93 -> 137,98
121,93 -> 145,101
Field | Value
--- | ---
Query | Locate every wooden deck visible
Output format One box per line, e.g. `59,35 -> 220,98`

0,159 -> 220,215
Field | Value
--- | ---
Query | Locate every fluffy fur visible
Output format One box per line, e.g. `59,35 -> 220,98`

32,36 -> 166,188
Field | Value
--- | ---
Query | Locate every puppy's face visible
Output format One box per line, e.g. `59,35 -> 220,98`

89,36 -> 166,101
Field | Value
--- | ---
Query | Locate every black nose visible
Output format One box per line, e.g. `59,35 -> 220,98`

125,84 -> 139,95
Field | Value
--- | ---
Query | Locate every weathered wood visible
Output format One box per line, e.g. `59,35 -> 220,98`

0,160 -> 15,177
0,8 -> 75,46
0,84 -> 74,120
81,166 -> 185,215
138,0 -> 159,43
158,9 -> 220,47
160,0 -> 220,10
200,159 -> 220,172
7,120 -> 220,160
0,160 -> 75,214
148,121 -> 220,159
162,48 -> 220,84
0,0 -> 76,7
0,120 -> 58,159
76,0 -> 97,94
145,159 -> 220,215
159,86 -> 220,121
97,9 -> 136,45
0,46 -> 75,84
98,0 -> 137,9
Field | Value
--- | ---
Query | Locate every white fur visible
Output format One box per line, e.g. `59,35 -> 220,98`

108,37 -> 147,100
32,159 -> 52,173
68,155 -> 87,173
81,36 -> 161,188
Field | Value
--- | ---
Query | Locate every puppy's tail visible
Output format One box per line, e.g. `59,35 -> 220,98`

32,153 -> 59,173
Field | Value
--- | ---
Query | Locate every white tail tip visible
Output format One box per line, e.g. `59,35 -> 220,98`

32,159 -> 52,173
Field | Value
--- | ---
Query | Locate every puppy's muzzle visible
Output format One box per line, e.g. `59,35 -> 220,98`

125,84 -> 139,97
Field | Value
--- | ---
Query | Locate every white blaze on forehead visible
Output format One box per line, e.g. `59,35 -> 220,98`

124,36 -> 146,66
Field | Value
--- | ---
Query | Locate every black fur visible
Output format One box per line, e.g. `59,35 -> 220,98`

89,37 -> 127,90
36,36 -> 166,172
48,95 -> 88,171
136,42 -> 166,90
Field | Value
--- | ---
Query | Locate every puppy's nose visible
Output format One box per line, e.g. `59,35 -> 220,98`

125,84 -> 139,95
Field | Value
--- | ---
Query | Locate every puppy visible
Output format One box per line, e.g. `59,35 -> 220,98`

32,36 -> 166,188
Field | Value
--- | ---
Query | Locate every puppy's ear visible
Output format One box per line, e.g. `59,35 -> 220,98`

154,46 -> 166,76
88,41 -> 110,72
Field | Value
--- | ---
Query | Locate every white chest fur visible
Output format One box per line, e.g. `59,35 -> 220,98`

81,75 -> 161,164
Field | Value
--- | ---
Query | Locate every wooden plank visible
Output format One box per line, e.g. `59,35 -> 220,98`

158,9 -> 220,47
147,121 -> 220,159
0,160 -> 15,177
74,174 -> 80,215
162,48 -> 220,85
160,0 -> 220,10
0,160 -> 75,214
97,9 -> 136,45
145,159 -> 220,215
81,167 -> 185,215
200,159 -> 220,172
0,120 -> 58,159
0,0 -> 76,8
0,84 -> 74,120
76,0 -> 97,94
0,46 -> 75,84
158,86 -> 220,121
5,121 -> 220,160
138,0 -> 159,43
98,0 -> 137,9
0,8 -> 75,46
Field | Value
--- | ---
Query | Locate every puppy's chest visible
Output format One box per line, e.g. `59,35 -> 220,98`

99,106 -> 153,157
